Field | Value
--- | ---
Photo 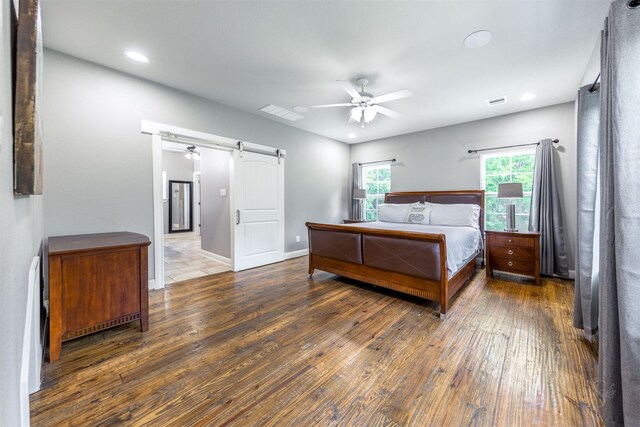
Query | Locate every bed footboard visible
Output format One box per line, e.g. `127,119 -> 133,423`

306,222 -> 456,317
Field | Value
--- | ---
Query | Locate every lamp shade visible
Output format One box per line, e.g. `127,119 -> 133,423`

353,188 -> 367,200
497,182 -> 523,198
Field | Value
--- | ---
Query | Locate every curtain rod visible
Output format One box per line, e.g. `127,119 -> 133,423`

359,158 -> 396,166
589,73 -> 601,93
467,139 -> 559,154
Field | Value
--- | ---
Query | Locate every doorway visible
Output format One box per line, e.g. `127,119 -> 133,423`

161,142 -> 231,285
143,120 -> 286,289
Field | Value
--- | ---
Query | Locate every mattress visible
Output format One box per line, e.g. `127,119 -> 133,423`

341,221 -> 483,275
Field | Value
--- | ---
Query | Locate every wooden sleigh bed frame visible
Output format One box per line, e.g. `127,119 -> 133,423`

306,190 -> 485,319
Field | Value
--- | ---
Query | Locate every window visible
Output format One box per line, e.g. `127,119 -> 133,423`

481,150 -> 535,231
363,164 -> 391,221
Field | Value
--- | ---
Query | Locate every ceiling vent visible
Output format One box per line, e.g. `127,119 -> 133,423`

259,104 -> 304,121
486,96 -> 507,107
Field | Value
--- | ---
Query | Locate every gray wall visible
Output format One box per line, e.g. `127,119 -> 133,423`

162,151 -> 195,234
42,50 -> 350,278
200,148 -> 231,258
0,2 -> 44,424
350,102 -> 578,271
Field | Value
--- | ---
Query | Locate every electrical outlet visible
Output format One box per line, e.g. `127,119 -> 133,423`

220,189 -> 227,197
295,235 -> 301,243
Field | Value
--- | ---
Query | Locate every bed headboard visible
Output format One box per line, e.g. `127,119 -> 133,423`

384,190 -> 485,235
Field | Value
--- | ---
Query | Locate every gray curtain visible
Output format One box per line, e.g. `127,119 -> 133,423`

573,85 -> 601,339
528,139 -> 569,277
598,3 -> 640,425
351,162 -> 363,220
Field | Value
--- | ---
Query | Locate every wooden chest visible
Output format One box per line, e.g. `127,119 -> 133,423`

485,230 -> 540,284
48,232 -> 151,362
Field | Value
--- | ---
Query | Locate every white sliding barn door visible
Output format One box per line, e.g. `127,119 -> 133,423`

232,150 -> 284,271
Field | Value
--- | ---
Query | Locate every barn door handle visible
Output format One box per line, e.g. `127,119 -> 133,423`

236,210 -> 241,225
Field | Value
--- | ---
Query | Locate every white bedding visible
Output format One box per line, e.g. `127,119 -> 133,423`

342,221 -> 483,275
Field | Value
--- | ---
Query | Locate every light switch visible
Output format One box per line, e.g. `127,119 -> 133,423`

220,189 -> 227,197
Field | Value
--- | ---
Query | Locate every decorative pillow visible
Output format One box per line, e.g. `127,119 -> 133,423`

429,203 -> 481,228
407,204 -> 431,224
377,203 -> 421,223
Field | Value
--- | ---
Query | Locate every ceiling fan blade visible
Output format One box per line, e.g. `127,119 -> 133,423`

372,105 -> 402,118
338,80 -> 362,99
310,103 -> 353,108
371,89 -> 412,104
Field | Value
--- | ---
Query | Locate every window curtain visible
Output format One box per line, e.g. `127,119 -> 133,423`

351,162 -> 363,220
528,139 -> 569,277
598,3 -> 640,425
573,85 -> 601,339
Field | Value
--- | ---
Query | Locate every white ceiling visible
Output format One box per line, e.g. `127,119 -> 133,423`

41,1 -> 610,144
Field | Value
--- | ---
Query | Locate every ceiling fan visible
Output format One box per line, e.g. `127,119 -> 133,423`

311,78 -> 412,128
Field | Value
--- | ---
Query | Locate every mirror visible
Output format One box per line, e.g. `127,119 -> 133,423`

169,180 -> 193,233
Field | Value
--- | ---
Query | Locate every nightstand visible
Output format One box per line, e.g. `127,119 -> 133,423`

343,219 -> 374,224
485,230 -> 540,284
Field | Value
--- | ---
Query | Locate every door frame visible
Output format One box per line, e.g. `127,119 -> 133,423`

141,120 -> 286,290
193,171 -> 201,237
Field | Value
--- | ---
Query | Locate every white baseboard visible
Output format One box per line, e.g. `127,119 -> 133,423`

148,279 -> 159,290
285,249 -> 309,260
568,270 -> 575,279
199,249 -> 231,266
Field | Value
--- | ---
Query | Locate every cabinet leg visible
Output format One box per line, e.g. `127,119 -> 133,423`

140,312 -> 149,332
49,332 -> 61,363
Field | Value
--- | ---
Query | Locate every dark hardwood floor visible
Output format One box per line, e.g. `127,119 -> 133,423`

30,257 -> 601,426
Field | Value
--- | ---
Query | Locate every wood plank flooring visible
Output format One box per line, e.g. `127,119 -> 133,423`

30,257 -> 601,426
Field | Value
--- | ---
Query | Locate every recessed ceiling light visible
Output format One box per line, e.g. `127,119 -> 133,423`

292,105 -> 308,113
463,30 -> 493,49
347,133 -> 356,139
520,93 -> 537,101
124,50 -> 150,63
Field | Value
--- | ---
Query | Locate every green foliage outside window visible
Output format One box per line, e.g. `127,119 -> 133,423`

483,151 -> 535,231
363,164 -> 391,220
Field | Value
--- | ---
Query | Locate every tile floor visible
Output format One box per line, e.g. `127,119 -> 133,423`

164,233 -> 230,284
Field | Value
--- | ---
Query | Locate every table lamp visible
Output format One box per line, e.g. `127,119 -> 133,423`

353,188 -> 367,221
498,182 -> 523,232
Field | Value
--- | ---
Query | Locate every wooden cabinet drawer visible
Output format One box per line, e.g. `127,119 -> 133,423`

490,234 -> 534,248
489,245 -> 535,260
490,257 -> 535,274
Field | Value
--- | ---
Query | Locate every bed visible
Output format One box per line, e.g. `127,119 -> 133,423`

305,190 -> 485,319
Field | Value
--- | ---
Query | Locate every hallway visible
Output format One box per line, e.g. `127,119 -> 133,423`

164,233 -> 230,284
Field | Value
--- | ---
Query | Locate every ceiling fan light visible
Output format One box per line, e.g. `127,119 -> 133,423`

364,108 -> 377,122
350,107 -> 363,122
350,107 -> 377,124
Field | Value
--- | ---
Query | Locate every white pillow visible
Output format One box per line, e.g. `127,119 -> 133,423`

429,203 -> 481,228
377,203 -> 422,223
407,204 -> 431,224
